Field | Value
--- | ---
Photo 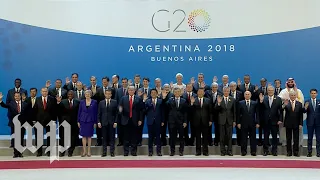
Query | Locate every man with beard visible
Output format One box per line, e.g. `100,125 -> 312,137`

278,78 -> 305,146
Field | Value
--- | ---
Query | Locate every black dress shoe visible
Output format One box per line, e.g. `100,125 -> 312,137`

221,152 -> 226,156
59,152 -> 65,157
170,152 -> 175,156
137,142 -> 142,146
111,152 -> 115,157
36,153 -> 42,157
148,153 -> 153,156
131,152 -> 137,156
251,152 -> 257,156
117,143 -> 123,146
46,152 -> 50,157
157,152 -> 162,156
294,153 -> 299,157
179,152 -> 183,156
101,153 -> 107,157
316,154 -> 320,157
13,154 -> 19,158
203,152 -> 209,156
272,152 -> 278,156
241,152 -> 247,156
307,153 -> 312,157
287,153 -> 292,157
95,143 -> 102,146
195,152 -> 201,156
227,152 -> 233,156
263,152 -> 268,156
68,154 -> 72,157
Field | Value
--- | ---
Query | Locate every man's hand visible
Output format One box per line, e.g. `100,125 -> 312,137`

98,123 -> 102,128
299,125 -> 302,130
277,121 -> 282,125
237,124 -> 241,129
138,121 -> 142,126
256,124 -> 260,128
45,80 -> 51,88
233,122 -> 236,127
183,123 -> 187,128
113,123 -> 117,128
209,122 -> 212,126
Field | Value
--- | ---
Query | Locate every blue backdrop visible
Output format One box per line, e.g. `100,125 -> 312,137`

0,19 -> 318,135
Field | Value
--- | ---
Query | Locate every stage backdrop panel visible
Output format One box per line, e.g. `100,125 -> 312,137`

0,0 -> 319,135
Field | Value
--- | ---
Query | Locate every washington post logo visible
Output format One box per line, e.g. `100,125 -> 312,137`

12,115 -> 71,163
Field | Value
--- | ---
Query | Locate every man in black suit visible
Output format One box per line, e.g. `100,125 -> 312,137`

115,78 -> 129,146
63,73 -> 79,91
112,74 -> 122,89
230,81 -> 243,146
259,86 -> 283,156
193,73 -> 210,93
237,91 -> 260,156
283,90 -> 303,157
218,75 -> 230,92
133,74 -> 142,90
160,84 -> 173,146
182,83 -> 197,146
163,88 -> 187,156
0,92 -> 26,157
274,79 -> 282,96
255,78 -> 268,146
87,76 -> 100,101
47,79 -> 67,99
33,87 -> 57,156
74,81 -> 85,100
205,82 -> 221,146
119,86 -> 143,156
190,88 -> 212,156
98,89 -> 118,157
237,75 -> 255,95
57,90 -> 79,157
215,86 -> 236,156
23,88 -> 38,125
6,78 -> 28,104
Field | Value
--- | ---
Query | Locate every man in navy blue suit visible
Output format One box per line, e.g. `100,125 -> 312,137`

119,86 -> 143,156
144,89 -> 164,156
98,89 -> 118,157
304,89 -> 320,157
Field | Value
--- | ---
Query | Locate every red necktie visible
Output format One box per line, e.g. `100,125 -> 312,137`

43,98 -> 47,110
17,101 -> 20,113
69,100 -> 72,109
129,96 -> 133,118
188,93 -> 191,101
199,98 -> 202,107
153,99 -> 156,110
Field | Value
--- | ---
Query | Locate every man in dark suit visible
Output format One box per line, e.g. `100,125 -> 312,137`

205,82 -> 221,146
215,86 -> 236,156
33,87 -> 57,156
163,88 -> 187,156
218,75 -> 229,92
274,79 -> 282,96
160,84 -> 173,146
237,91 -> 260,156
259,86 -> 283,156
23,88 -> 38,125
74,81 -> 85,100
119,86 -> 143,156
112,74 -> 122,89
304,89 -> 320,157
182,83 -> 197,146
255,78 -> 268,146
115,78 -> 129,146
283,90 -> 303,157
230,81 -> 243,146
6,78 -> 28,104
47,79 -> 67,99
144,89 -> 164,156
0,92 -> 26,157
190,88 -> 212,156
97,89 -> 118,157
63,73 -> 79,91
57,90 -> 79,157
193,73 -> 210,93
133,74 -> 142,90
237,75 -> 255,95
87,76 -> 100,101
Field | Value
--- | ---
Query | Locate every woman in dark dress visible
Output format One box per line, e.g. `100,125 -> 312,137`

77,90 -> 98,157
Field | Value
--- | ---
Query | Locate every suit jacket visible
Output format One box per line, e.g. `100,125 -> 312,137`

237,83 -> 255,94
77,99 -> 98,123
161,92 -> 173,121
74,90 -> 85,100
97,99 -> 118,126
237,100 -> 259,127
230,90 -> 243,103
138,87 -> 151,97
166,97 -> 188,125
97,86 -> 116,101
119,95 -> 143,126
134,83 -> 142,90
116,87 -> 128,103
218,83 -> 229,93
215,96 -> 236,125
58,99 -> 80,126
87,85 -> 101,101
205,90 -> 222,122
193,82 -> 210,93
190,97 -> 212,126
22,97 -> 37,124
283,101 -> 303,128
144,98 -> 164,126
304,99 -> 320,126
259,96 -> 283,125
63,82 -> 77,91
0,100 -> 28,126
33,96 -> 57,125
254,86 -> 268,100
48,87 -> 67,99
112,83 -> 122,89
274,87 -> 282,96
6,88 -> 28,104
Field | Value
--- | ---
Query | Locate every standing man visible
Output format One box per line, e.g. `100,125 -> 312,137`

112,75 -> 122,89
97,89 -> 118,157
87,76 -> 100,101
64,73 -> 79,91
160,84 -> 173,146
119,86 -> 143,156
215,87 -> 236,156
0,92 -> 27,157
154,78 -> 162,97
74,81 -> 85,100
6,78 -> 28,104
33,87 -> 57,157
259,86 -> 283,156
163,88 -> 187,156
237,75 -> 255,95
47,79 -> 67,99
230,81 -> 243,146
304,89 -> 320,157
255,78 -> 268,146
57,90 -> 80,157
144,89 -> 164,156
190,88 -> 212,156
193,73 -> 210,93
237,91 -> 259,156
133,74 -> 142,90
274,79 -> 282,96
218,75 -> 229,92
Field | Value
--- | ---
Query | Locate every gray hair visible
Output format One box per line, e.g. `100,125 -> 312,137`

155,78 -> 161,81
173,87 -> 181,92
267,86 -> 274,91
76,81 -> 82,86
229,81 -> 237,86
223,86 -> 230,91
222,75 -> 229,79
211,82 -> 218,87
198,73 -> 204,77
84,90 -> 92,96
176,73 -> 183,78
163,83 -> 170,88
128,86 -> 135,90
90,76 -> 96,80
289,89 -> 297,95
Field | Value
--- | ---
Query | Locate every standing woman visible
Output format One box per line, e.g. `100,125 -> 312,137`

78,90 -> 98,157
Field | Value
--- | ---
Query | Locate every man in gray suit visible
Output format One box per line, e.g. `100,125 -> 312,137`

74,81 -> 85,100
215,86 -> 236,156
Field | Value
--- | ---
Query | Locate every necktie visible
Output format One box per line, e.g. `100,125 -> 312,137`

43,98 -> 47,110
123,88 -> 125,95
188,93 -> 191,101
31,98 -> 35,108
292,101 -> 295,111
225,98 -> 228,107
246,100 -> 250,111
212,93 -> 216,102
16,88 -> 19,93
245,84 -> 248,90
269,97 -> 272,108
69,100 -> 72,109
144,88 -> 148,95
276,88 -> 279,95
176,98 -> 179,108
129,96 -> 133,118
73,83 -> 76,90
199,98 -> 202,108
312,99 -> 316,111
78,91 -> 81,99
57,88 -> 60,96
263,87 -> 266,94
136,84 -> 139,89
17,101 -> 20,113
153,99 -> 156,110
107,99 -> 110,108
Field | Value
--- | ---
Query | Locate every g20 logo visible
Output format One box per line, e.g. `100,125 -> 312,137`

152,9 -> 211,33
